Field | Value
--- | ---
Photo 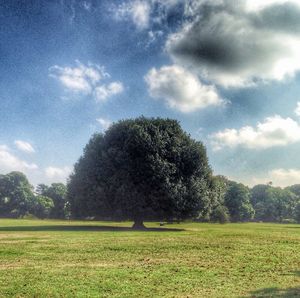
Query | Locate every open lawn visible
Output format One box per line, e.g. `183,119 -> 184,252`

0,220 -> 300,297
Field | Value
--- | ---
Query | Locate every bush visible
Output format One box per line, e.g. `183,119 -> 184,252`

211,205 -> 230,224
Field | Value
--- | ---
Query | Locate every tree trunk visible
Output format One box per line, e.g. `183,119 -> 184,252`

132,219 -> 146,230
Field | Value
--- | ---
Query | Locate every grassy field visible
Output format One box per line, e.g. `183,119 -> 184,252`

0,220 -> 300,297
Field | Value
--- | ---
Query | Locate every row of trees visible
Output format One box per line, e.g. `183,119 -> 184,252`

1,171 -> 299,224
0,172 -> 67,219
1,117 -> 300,226
208,177 -> 300,223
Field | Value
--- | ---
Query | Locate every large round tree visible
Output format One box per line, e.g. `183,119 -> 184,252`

67,117 -> 213,229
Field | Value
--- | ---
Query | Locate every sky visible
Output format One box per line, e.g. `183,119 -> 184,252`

1,0 -> 300,187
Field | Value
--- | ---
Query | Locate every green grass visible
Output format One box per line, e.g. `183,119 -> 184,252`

0,220 -> 300,297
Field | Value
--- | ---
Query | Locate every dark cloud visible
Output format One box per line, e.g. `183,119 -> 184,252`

252,2 -> 300,33
166,0 -> 300,87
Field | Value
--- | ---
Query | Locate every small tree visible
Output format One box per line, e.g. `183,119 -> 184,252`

207,175 -> 230,222
294,203 -> 300,223
210,205 -> 230,223
0,172 -> 35,218
224,181 -> 254,222
30,195 -> 54,219
37,183 -> 67,219
67,117 -> 213,229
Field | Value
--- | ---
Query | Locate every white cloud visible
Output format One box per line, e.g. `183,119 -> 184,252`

49,60 -> 105,93
0,145 -> 38,173
131,1 -> 151,29
295,102 -> 300,116
251,168 -> 300,187
0,145 -> 74,185
14,140 -> 35,153
112,0 -> 184,32
94,82 -> 124,102
269,168 -> 300,187
211,115 -> 300,150
146,30 -> 164,46
96,118 -> 112,131
45,166 -> 72,183
50,61 -> 124,102
113,1 -> 151,30
166,0 -> 300,87
145,65 -> 223,112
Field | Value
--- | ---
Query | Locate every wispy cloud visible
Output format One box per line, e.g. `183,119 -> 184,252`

94,82 -> 124,102
145,65 -> 223,112
112,1 -> 151,30
14,140 -> 35,153
251,168 -> 300,187
111,0 -> 182,31
96,118 -> 112,131
49,60 -> 124,102
82,1 -> 92,11
0,145 -> 38,172
45,166 -> 72,183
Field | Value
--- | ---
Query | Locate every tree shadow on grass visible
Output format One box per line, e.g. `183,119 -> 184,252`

0,225 -> 184,232
247,286 -> 300,297
246,271 -> 300,297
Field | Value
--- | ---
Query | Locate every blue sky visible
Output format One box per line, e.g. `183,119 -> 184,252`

2,0 -> 300,187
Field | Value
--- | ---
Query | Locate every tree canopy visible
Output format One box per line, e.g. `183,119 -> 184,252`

224,181 -> 254,222
37,183 -> 67,219
67,117 -> 213,228
0,171 -> 35,218
251,185 -> 298,222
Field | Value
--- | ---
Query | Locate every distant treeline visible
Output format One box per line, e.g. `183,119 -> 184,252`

0,172 -> 68,219
1,171 -> 300,223
205,175 -> 300,224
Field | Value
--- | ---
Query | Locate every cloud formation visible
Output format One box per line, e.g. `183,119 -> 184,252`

45,166 -> 72,183
94,82 -> 124,102
0,145 -> 38,173
50,61 -> 123,102
269,168 -> 300,187
96,118 -> 112,131
145,65 -> 222,112
211,115 -> 300,150
252,168 -> 300,187
49,60 -> 104,93
113,1 -> 151,30
166,0 -> 300,87
295,102 -> 300,116
111,0 -> 183,32
14,140 -> 35,153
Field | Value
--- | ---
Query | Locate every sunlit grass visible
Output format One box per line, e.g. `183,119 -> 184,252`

0,219 -> 300,297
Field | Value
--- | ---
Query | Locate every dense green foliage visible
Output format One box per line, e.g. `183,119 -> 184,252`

0,172 -> 67,220
0,172 -> 35,218
68,117 -> 213,226
1,169 -> 300,223
250,184 -> 299,222
210,205 -> 230,223
36,183 -> 67,218
30,195 -> 54,219
224,181 -> 255,222
0,219 -> 300,297
207,178 -> 300,224
1,119 -> 300,223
